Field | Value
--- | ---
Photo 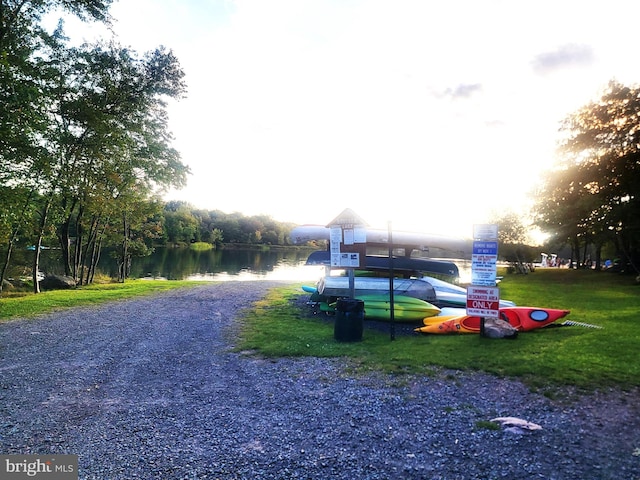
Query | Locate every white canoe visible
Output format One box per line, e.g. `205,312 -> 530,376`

290,225 -> 470,255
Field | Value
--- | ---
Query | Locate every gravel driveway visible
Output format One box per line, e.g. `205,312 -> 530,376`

1,281 -> 638,479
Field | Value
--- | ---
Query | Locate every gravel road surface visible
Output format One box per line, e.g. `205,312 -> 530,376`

1,282 -> 638,479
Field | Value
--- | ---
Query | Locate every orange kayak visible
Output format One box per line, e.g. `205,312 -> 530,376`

415,315 -> 480,334
416,307 -> 571,334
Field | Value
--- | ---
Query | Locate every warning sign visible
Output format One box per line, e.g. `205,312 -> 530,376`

466,285 -> 500,317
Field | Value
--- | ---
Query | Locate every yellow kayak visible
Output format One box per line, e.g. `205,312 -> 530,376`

414,315 -> 477,334
421,314 -> 466,326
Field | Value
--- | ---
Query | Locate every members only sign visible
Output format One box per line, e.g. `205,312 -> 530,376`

471,241 -> 498,286
466,285 -> 500,317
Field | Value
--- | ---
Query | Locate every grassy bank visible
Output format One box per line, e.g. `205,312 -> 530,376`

0,280 -> 205,320
238,269 -> 640,393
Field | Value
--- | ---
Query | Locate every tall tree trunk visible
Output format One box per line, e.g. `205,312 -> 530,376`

32,198 -> 53,293
79,214 -> 99,285
570,237 -> 581,269
59,216 -> 72,277
595,243 -> 602,271
86,232 -> 104,285
72,204 -> 84,284
118,212 -> 129,283
0,239 -> 15,296
58,197 -> 77,277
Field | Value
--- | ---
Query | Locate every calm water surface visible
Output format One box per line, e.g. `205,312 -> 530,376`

119,248 -> 325,282
36,247 -> 471,283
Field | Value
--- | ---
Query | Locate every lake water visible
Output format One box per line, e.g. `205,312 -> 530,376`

35,247 -> 472,284
126,248 -> 473,284
114,248 -> 327,282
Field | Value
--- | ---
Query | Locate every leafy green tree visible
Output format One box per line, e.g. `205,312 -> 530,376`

1,1 -> 113,166
47,40 -> 188,284
164,204 -> 199,244
0,2 -> 113,194
215,214 -> 242,243
209,227 -> 224,247
190,208 -> 223,245
106,193 -> 163,282
533,168 -> 601,268
2,0 -> 191,289
489,211 -> 537,273
534,80 -> 640,271
1,0 -> 114,290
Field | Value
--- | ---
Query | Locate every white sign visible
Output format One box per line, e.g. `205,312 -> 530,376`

471,226 -> 498,289
329,225 -> 365,267
471,255 -> 498,285
331,252 -> 361,267
473,224 -> 498,240
471,240 -> 498,285
466,285 -> 500,317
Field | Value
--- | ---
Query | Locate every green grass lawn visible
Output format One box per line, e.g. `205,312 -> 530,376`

237,269 -> 640,393
0,280 -> 205,319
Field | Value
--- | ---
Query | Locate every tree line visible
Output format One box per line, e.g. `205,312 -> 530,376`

161,201 -> 295,246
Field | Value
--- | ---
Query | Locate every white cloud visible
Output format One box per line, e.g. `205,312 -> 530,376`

531,43 -> 595,74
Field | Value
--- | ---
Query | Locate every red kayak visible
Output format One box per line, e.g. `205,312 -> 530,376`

416,307 -> 570,334
499,307 -> 570,331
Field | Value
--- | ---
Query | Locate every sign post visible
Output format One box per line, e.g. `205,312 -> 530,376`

327,209 -> 368,298
468,224 -> 499,332
328,209 -> 368,343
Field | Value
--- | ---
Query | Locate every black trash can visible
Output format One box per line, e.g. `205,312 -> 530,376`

334,298 -> 364,342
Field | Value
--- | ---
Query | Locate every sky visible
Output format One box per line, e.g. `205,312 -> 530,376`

52,0 -> 640,239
